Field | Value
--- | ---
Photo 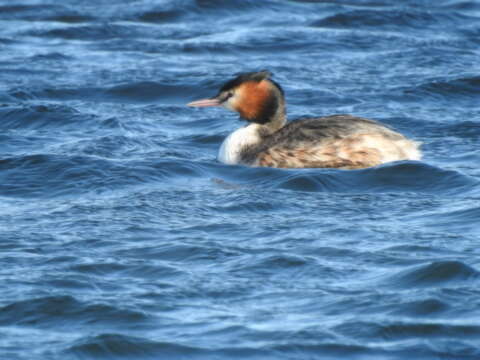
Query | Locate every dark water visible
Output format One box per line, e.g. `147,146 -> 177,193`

1,0 -> 480,359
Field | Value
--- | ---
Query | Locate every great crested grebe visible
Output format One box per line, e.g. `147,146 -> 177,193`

187,70 -> 421,169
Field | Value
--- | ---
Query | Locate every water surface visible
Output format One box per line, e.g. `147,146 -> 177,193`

1,0 -> 480,359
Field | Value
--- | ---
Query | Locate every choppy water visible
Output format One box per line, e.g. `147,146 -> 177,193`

1,0 -> 480,359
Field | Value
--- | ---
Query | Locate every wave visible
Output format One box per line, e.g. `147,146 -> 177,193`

7,82 -> 197,104
0,4 -> 93,23
0,104 -> 89,130
28,52 -> 72,61
421,205 -> 480,235
430,121 -> 480,139
193,0 -> 281,12
66,332 -> 416,359
68,334 -> 205,358
1,153 -> 475,198
0,155 -> 210,198
390,298 -> 450,317
0,1 -> 280,26
387,261 -> 480,288
0,295 -> 147,328
405,76 -> 480,100
334,319 -> 480,341
211,161 -> 479,195
311,9 -> 463,30
132,9 -> 184,23
439,0 -> 480,10
28,24 -> 145,41
105,81 -> 197,104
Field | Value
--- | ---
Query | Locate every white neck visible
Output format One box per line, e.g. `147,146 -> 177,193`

218,124 -> 262,165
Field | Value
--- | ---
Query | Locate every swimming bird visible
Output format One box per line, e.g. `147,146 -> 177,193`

187,71 -> 421,169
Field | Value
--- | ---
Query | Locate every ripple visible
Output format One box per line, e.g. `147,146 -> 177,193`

70,262 -> 127,275
214,161 -> 478,194
67,334 -> 393,360
1,5 -> 93,23
0,4 -> 63,20
0,296 -> 147,328
408,76 -> 480,100
0,155 -> 209,198
194,0 -> 278,12
391,298 -> 450,317
68,334 -> 204,358
334,320 -> 480,341
15,82 -> 197,104
29,52 -> 72,61
119,243 -> 240,263
388,261 -> 480,288
0,104 -> 88,130
0,4 -> 94,23
64,135 -> 162,158
417,203 -> 480,235
241,254 -> 312,271
105,81 -> 197,104
0,154 -> 121,197
432,121 -> 480,139
28,24 -> 143,41
312,9 -> 462,30
439,0 -> 480,10
133,9 -> 184,23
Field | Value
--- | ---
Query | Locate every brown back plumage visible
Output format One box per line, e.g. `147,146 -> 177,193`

242,115 -> 419,169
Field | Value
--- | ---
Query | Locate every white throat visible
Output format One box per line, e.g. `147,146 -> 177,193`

218,124 -> 262,165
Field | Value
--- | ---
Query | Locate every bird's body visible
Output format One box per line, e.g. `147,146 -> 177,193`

218,115 -> 420,169
188,71 -> 421,169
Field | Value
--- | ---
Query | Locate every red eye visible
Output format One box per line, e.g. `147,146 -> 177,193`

224,92 -> 233,101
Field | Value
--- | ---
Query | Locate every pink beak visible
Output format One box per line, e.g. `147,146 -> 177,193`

187,98 -> 221,107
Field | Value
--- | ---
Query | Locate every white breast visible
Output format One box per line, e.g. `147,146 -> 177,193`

218,124 -> 261,165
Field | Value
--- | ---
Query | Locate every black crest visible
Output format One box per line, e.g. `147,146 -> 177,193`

219,70 -> 273,93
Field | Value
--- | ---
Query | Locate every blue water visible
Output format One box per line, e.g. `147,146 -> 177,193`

1,0 -> 480,359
